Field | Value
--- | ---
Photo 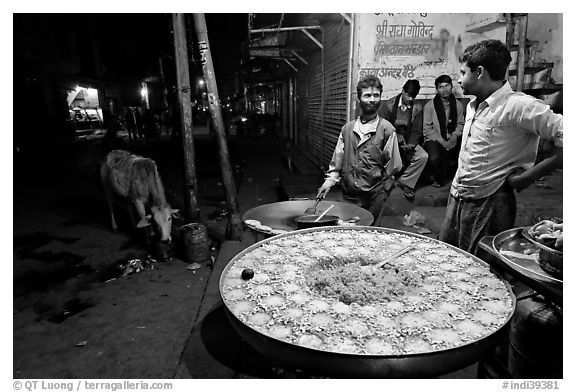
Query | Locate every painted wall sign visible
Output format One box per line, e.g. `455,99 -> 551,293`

354,13 -> 506,100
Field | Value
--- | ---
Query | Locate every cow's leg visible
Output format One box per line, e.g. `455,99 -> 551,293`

100,163 -> 118,231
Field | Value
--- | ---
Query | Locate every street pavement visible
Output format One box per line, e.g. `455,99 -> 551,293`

11,129 -> 563,379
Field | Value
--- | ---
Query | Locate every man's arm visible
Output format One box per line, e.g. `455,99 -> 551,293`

452,99 -> 466,138
407,108 -> 424,146
422,101 -> 441,143
507,146 -> 562,191
507,97 -> 563,192
317,131 -> 344,198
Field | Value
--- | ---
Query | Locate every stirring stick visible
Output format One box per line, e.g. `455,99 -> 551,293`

314,204 -> 334,222
374,244 -> 415,269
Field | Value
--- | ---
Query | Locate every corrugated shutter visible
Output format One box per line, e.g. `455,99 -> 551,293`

297,50 -> 323,167
322,21 -> 350,170
281,81 -> 289,138
295,19 -> 350,171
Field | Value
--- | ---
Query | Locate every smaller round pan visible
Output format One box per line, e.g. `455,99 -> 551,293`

294,214 -> 339,229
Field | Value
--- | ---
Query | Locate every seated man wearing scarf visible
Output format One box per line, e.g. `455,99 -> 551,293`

378,79 -> 428,199
422,75 -> 465,187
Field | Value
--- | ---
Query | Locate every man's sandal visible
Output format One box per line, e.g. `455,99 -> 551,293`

399,183 -> 415,199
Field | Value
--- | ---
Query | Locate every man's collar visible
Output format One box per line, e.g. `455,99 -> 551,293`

485,81 -> 513,107
471,81 -> 513,110
397,95 -> 410,111
354,116 -> 380,133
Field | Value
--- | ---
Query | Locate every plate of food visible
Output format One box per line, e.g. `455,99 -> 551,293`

493,225 -> 562,284
522,220 -> 563,280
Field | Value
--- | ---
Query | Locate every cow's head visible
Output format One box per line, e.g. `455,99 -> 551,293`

137,205 -> 180,243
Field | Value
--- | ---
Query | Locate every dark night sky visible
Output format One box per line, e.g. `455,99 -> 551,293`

101,13 -> 247,80
13,13 -> 248,83
97,13 -> 248,82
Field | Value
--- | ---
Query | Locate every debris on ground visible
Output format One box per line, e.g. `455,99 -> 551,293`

417,226 -> 433,235
75,340 -> 88,347
403,210 -> 432,234
215,209 -> 229,220
186,263 -> 202,270
403,210 -> 426,227
118,256 -> 158,277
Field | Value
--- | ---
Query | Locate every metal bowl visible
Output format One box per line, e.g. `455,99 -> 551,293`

219,226 -> 516,378
242,200 -> 373,235
294,214 -> 339,229
539,248 -> 563,280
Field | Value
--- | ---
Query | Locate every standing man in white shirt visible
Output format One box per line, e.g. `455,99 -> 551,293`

317,75 -> 402,225
440,40 -> 563,253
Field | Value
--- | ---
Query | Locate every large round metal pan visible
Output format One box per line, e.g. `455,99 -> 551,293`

242,200 -> 374,234
220,226 -> 516,378
492,227 -> 562,285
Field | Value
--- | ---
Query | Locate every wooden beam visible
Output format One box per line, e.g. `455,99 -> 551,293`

290,50 -> 308,65
516,15 -> 528,92
301,28 -> 323,49
192,13 -> 243,240
172,13 -> 201,222
250,25 -> 321,33
340,13 -> 353,24
283,59 -> 298,72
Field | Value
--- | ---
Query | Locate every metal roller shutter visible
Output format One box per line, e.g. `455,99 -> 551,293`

297,50 -> 323,167
321,21 -> 350,170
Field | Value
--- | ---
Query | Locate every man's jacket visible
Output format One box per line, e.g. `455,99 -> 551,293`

378,94 -> 424,146
329,116 -> 399,197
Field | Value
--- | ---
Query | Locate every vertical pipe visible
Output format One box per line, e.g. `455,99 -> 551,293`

320,27 -> 325,169
516,15 -> 528,92
505,13 -> 514,47
346,14 -> 355,122
293,77 -> 298,146
192,13 -> 242,240
172,13 -> 201,222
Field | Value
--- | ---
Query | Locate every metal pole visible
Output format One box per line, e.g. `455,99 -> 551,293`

346,14 -> 355,122
172,13 -> 201,222
288,77 -> 294,141
250,26 -> 321,34
192,13 -> 243,240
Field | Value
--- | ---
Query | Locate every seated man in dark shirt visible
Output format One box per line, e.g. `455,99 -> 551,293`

378,79 -> 428,198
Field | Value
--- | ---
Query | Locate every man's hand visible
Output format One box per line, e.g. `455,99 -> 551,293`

446,134 -> 459,150
507,168 -> 530,192
401,144 -> 416,161
397,134 -> 406,146
317,183 -> 331,200
438,138 -> 450,150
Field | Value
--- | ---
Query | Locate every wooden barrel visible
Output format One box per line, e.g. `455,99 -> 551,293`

181,223 -> 210,263
508,295 -> 562,378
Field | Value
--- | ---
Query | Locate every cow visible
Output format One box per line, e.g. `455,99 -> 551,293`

100,150 -> 179,249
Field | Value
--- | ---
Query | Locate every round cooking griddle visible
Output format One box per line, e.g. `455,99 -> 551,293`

220,226 -> 516,378
242,200 -> 373,234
